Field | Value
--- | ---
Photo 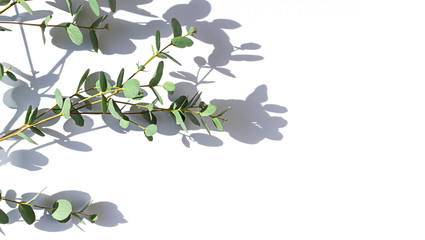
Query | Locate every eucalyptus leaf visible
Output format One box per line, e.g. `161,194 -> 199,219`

88,0 -> 100,16
40,15 -> 52,44
52,199 -> 72,221
0,209 -> 8,224
200,104 -> 217,117
186,112 -> 200,126
149,61 -> 164,86
123,79 -> 140,99
212,117 -> 223,131
144,124 -> 157,137
66,23 -> 83,45
73,4 -> 84,23
119,119 -> 129,129
18,0 -> 32,15
65,0 -> 73,15
101,94 -> 108,114
18,204 -> 35,225
88,214 -> 98,223
28,107 -> 38,125
6,71 -> 17,81
171,37 -> 194,48
72,213 -> 86,225
55,89 -> 63,108
61,98 -> 71,119
90,30 -> 98,53
108,99 -> 126,120
0,0 -> 10,6
0,26 -> 11,31
108,0 -> 116,12
200,117 -> 211,135
18,132 -> 37,145
90,15 -> 107,29
76,69 -> 90,93
0,63 -> 4,79
217,106 -> 231,117
99,71 -> 107,92
155,30 -> 160,51
70,108 -> 84,127
116,68 -> 124,87
151,87 -> 163,105
24,105 -> 32,124
162,52 -> 181,66
171,18 -> 182,37
30,126 -> 45,137
163,81 -> 175,92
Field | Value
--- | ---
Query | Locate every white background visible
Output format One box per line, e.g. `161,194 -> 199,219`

0,0 -> 424,239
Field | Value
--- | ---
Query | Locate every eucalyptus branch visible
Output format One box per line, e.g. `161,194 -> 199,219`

0,189 -> 98,225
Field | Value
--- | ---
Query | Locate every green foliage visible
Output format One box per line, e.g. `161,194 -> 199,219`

0,0 -> 10,6
0,0 -> 232,229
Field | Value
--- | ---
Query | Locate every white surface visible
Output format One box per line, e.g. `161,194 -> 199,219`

0,0 -> 424,239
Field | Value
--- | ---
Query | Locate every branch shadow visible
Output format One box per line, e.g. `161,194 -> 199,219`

0,189 -> 125,234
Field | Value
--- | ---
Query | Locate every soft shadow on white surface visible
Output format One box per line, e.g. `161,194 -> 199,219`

0,190 -> 125,234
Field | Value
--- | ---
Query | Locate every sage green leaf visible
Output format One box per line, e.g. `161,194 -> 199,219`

217,106 -> 231,117
172,110 -> 187,132
186,112 -> 200,126
155,30 -> 160,51
30,127 -> 45,137
61,98 -> 71,119
0,26 -> 11,31
116,68 -> 124,87
65,0 -> 73,15
88,0 -> 100,16
24,105 -> 32,124
101,94 -> 108,114
18,204 -> 35,225
58,214 -> 71,223
123,78 -> 140,99
52,199 -> 72,221
28,107 -> 38,125
200,117 -> 211,135
171,96 -> 187,110
212,117 -> 223,131
40,15 -> 52,44
99,71 -> 107,92
18,0 -> 32,15
66,23 -> 83,45
0,209 -> 8,224
200,104 -> 217,117
0,0 -> 10,6
72,213 -> 86,225
188,26 -> 194,35
138,65 -> 145,71
171,18 -> 182,37
108,99 -> 126,120
162,52 -> 181,66
55,88 -> 63,108
90,15 -> 107,29
70,109 -> 84,127
151,87 -> 163,105
119,119 -> 129,129
163,81 -> 175,92
144,124 -> 157,137
171,37 -> 194,48
6,71 -> 17,81
90,30 -> 98,53
88,214 -> 98,223
108,0 -> 116,12
73,4 -> 83,23
149,61 -> 164,86
76,69 -> 90,93
148,103 -> 154,112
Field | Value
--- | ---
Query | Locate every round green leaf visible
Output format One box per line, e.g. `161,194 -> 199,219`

144,124 -> 157,137
52,199 -> 72,221
88,0 -> 100,16
123,79 -> 140,99
200,104 -> 217,117
61,98 -> 71,119
171,37 -> 194,48
163,81 -> 175,92
66,24 -> 83,45
19,204 -> 35,225
0,209 -> 9,224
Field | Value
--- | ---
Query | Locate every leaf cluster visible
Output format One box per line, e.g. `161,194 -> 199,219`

0,189 -> 97,225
